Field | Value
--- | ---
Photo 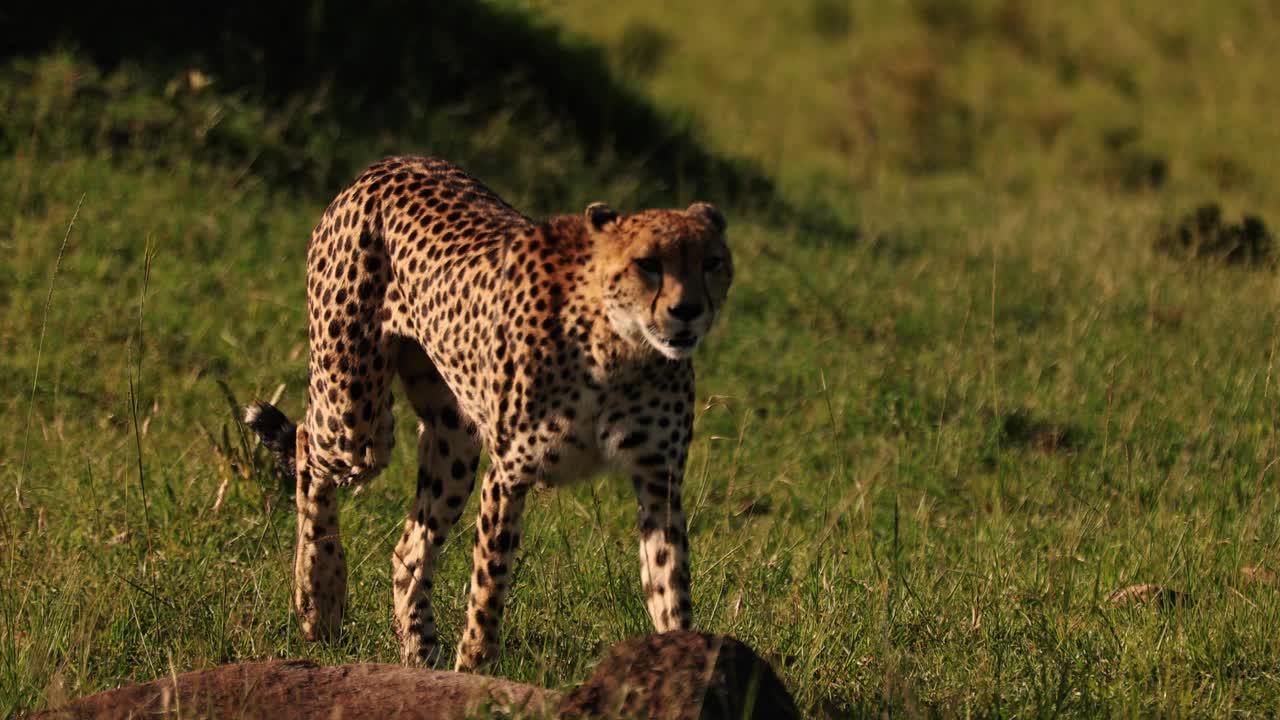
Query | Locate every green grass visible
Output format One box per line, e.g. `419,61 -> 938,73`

4,0 -> 1280,716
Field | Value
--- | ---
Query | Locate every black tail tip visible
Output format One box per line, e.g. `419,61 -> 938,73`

242,401 -> 297,455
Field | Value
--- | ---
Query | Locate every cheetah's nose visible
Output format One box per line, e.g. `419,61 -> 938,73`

668,302 -> 704,322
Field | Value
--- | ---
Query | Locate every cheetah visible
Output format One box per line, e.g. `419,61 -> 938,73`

243,156 -> 732,671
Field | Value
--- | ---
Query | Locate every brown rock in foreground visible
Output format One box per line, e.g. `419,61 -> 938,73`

32,660 -> 559,719
33,632 -> 797,719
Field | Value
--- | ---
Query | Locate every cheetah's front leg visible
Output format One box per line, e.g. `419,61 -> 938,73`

606,386 -> 697,634
293,428 -> 348,640
455,465 -> 529,672
630,465 -> 693,632
391,410 -> 480,666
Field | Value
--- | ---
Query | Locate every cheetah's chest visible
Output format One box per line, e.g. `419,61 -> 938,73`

524,396 -> 607,488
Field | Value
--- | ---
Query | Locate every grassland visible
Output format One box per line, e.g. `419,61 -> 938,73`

3,0 -> 1280,716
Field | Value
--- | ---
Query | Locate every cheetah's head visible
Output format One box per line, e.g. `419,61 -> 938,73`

588,202 -> 733,360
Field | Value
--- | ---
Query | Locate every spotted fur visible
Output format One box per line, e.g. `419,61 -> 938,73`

244,156 -> 732,671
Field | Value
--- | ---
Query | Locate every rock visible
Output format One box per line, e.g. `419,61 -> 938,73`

31,632 -> 797,719
31,660 -> 559,719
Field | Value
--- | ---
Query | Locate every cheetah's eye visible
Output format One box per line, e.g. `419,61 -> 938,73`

703,256 -> 724,273
634,257 -> 662,275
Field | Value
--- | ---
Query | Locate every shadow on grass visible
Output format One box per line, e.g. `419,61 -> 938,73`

2,0 -> 852,238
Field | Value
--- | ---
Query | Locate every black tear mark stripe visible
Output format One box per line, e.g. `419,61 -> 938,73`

649,268 -> 664,322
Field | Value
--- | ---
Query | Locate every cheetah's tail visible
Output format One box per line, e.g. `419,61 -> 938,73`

242,401 -> 298,482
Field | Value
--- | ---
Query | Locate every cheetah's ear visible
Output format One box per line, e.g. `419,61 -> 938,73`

585,202 -> 620,232
687,202 -> 726,234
